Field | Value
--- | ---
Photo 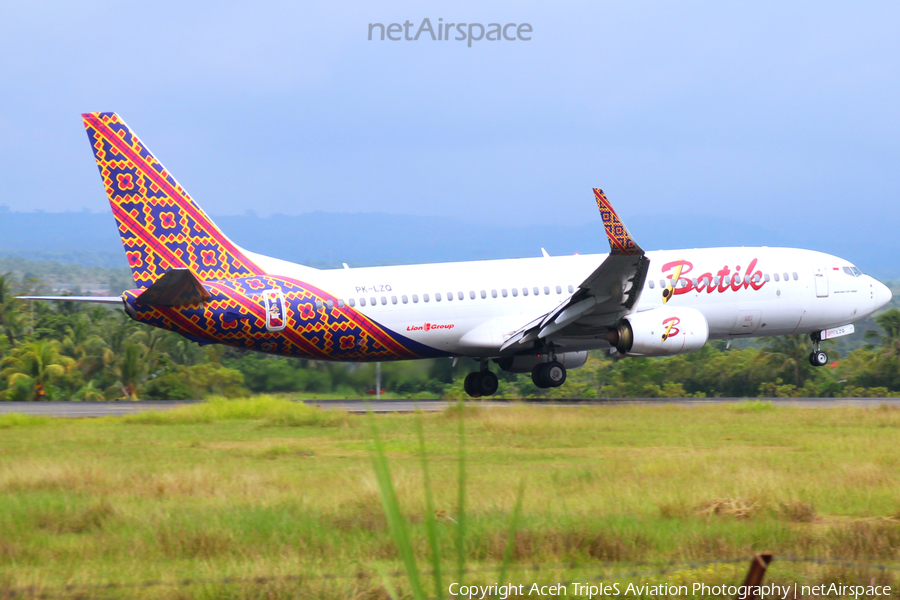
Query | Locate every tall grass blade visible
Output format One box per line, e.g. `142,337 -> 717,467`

367,406 -> 426,600
417,414 -> 444,600
498,480 -> 525,586
374,564 -> 401,600
455,398 -> 467,586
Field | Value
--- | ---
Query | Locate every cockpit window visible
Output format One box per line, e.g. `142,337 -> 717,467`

843,267 -> 854,276
851,267 -> 862,277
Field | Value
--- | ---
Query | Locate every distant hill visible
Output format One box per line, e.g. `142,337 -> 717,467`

0,209 -> 896,278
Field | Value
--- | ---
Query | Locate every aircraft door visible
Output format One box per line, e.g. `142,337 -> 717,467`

730,309 -> 761,335
811,262 -> 829,298
262,289 -> 287,332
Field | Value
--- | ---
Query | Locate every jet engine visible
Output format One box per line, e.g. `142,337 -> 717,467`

495,351 -> 589,373
607,307 -> 709,357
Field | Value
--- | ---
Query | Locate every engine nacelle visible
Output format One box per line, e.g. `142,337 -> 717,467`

495,351 -> 589,373
613,307 -> 709,357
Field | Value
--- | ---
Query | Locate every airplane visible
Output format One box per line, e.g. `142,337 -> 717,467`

18,112 -> 893,397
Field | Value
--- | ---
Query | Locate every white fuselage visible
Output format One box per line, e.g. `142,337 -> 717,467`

250,247 -> 891,358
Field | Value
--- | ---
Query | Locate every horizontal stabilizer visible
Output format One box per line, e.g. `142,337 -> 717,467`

136,268 -> 211,307
16,296 -> 123,304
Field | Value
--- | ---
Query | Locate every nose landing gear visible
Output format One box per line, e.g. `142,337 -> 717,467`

464,359 -> 499,397
809,333 -> 829,367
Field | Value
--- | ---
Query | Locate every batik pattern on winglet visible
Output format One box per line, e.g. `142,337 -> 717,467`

593,188 -> 643,256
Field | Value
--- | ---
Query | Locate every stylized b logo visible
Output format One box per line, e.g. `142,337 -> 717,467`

661,316 -> 680,341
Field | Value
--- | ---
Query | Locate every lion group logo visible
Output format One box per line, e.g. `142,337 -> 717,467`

406,322 -> 455,332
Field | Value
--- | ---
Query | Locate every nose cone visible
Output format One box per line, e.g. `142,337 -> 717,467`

876,280 -> 893,310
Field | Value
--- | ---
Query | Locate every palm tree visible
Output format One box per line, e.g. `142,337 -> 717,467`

61,314 -> 113,380
0,340 -> 74,400
865,308 -> 900,355
0,273 -> 24,345
760,335 -> 817,388
114,342 -> 146,400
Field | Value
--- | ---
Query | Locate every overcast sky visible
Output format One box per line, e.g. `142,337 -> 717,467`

0,1 -> 898,234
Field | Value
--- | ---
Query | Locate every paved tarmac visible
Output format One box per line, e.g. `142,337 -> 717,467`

1,398 -> 899,417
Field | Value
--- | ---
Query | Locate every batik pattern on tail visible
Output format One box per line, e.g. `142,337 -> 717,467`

82,112 -> 264,287
123,275 -> 445,361
593,188 -> 643,256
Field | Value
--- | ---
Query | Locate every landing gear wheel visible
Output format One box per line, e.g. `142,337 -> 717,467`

464,372 -> 481,397
464,371 -> 499,397
809,350 -> 828,367
475,371 -> 499,396
532,364 -> 550,389
543,361 -> 567,387
532,362 -> 567,388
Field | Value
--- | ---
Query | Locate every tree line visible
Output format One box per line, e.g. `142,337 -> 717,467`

1,271 -> 899,401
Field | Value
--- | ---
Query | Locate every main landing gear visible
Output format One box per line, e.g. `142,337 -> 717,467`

464,360 -> 499,398
532,361 -> 567,389
809,332 -> 828,367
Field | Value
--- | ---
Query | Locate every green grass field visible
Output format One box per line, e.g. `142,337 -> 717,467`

1,399 -> 900,598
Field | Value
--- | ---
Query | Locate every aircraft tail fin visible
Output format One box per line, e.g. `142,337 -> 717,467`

82,112 -> 265,287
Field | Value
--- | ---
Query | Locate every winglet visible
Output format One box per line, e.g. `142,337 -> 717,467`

593,188 -> 643,256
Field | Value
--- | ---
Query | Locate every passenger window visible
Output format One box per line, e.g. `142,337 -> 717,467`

792,272 -> 798,281
783,273 -> 788,281
502,289 -> 508,297
348,298 -> 356,307
435,293 -> 442,302
543,286 -> 550,295
774,273 -> 780,282
480,290 -> 486,299
522,287 -> 529,297
338,299 -> 344,308
391,296 -> 398,305
412,294 -> 419,303
423,293 -> 430,302
491,290 -> 497,298
533,287 -> 539,295
556,285 -> 562,294
713,277 -> 720,286
691,278 -> 698,287
764,274 -> 770,282
512,288 -> 518,297
457,291 -> 464,300
402,295 -> 408,304
370,297 -> 376,306
649,280 -> 655,289
567,284 -> 574,293
315,300 -> 323,310
733,275 -> 741,285
660,279 -> 666,288
446,292 -> 453,301
469,291 -> 475,299
722,276 -> 730,285
359,298 -> 366,307
380,297 -> 387,305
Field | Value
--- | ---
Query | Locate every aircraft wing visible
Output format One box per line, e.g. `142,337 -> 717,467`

500,189 -> 650,352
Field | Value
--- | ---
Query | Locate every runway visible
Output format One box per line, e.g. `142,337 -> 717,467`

1,398 -> 899,418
